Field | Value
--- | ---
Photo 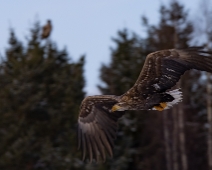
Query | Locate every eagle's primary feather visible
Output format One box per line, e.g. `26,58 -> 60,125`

77,47 -> 212,162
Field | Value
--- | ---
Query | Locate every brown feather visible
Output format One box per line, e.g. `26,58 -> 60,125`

130,47 -> 212,95
41,20 -> 52,39
78,95 -> 124,162
77,47 -> 212,162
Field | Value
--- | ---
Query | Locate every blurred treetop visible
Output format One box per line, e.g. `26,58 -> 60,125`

0,22 -> 86,169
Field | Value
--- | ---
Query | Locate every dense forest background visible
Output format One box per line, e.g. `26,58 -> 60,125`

0,1 -> 212,170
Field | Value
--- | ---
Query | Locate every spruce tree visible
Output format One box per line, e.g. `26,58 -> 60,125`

98,1 -> 207,170
98,29 -> 165,170
0,22 -> 86,170
142,2 -> 207,170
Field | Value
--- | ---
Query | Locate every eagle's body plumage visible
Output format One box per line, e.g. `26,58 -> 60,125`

77,47 -> 212,162
41,20 -> 52,39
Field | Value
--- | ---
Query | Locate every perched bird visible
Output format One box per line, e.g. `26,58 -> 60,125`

41,20 -> 52,39
77,47 -> 212,162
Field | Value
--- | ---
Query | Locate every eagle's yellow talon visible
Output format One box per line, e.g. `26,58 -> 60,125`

154,102 -> 167,111
160,102 -> 167,108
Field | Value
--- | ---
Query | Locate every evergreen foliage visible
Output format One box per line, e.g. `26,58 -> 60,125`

0,22 -> 86,169
98,29 -> 165,169
0,1 -> 211,170
142,1 -> 193,50
98,1 -> 208,170
142,2 -> 207,169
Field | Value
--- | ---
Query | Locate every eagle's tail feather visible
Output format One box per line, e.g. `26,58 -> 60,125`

165,88 -> 183,109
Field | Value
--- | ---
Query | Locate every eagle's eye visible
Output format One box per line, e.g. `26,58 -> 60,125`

121,96 -> 129,101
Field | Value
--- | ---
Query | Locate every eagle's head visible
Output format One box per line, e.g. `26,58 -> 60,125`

111,95 -> 134,112
111,102 -> 128,112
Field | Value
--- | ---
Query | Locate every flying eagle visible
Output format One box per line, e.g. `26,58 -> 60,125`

77,47 -> 212,162
41,20 -> 52,39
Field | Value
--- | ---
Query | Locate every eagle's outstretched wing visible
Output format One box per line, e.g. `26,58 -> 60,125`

131,47 -> 212,97
78,95 -> 124,162
78,47 -> 212,162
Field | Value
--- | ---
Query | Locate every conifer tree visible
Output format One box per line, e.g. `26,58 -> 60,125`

142,1 -> 208,170
0,22 -> 86,170
195,1 -> 212,169
98,29 -> 167,170
98,1 -> 208,170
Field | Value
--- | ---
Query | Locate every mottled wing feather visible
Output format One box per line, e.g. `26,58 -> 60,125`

132,47 -> 212,95
78,95 -> 124,162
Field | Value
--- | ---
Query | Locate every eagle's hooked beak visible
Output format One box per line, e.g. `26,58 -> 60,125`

111,105 -> 121,112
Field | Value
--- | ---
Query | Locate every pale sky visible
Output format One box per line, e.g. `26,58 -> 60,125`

0,0 -> 201,95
